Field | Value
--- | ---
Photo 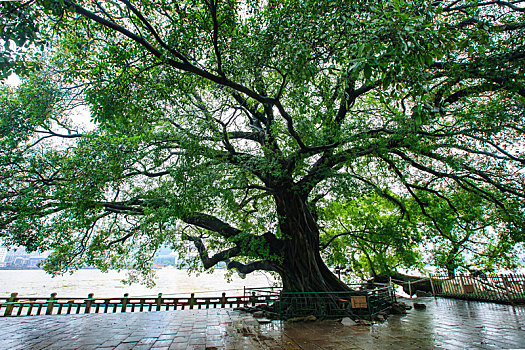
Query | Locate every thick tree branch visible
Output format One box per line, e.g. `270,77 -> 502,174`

273,99 -> 308,150
185,235 -> 242,269
123,170 -> 171,178
227,131 -> 264,143
320,229 -> 370,250
35,130 -> 84,138
443,82 -> 500,105
117,0 -> 189,64
225,259 -> 278,273
206,0 -> 224,76
231,93 -> 267,125
181,212 -> 242,238
103,202 -> 145,215
456,16 -> 525,31
443,0 -> 525,13
297,145 -> 379,195
334,81 -> 378,125
106,232 -> 134,248
184,233 -> 277,273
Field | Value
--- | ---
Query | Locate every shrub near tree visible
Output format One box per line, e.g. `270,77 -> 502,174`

0,0 -> 524,298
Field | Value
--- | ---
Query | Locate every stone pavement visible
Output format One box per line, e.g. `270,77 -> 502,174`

0,297 -> 524,350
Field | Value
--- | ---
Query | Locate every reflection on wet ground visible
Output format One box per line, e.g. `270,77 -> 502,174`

0,297 -> 524,349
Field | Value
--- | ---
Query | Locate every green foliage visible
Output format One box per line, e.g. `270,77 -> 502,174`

417,186 -> 525,274
319,193 -> 423,279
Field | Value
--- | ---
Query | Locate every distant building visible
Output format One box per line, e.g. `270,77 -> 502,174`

0,247 -> 7,263
0,247 -> 7,267
13,257 -> 29,267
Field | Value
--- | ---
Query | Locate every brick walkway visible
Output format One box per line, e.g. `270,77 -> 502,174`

0,297 -> 524,349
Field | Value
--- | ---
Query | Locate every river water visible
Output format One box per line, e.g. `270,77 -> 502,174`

0,268 -> 276,298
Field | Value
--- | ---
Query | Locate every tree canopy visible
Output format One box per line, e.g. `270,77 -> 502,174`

1,0 -> 524,290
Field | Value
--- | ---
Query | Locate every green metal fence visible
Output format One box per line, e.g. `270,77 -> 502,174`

245,284 -> 395,320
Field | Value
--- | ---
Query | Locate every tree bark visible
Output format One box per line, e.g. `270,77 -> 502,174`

273,189 -> 349,293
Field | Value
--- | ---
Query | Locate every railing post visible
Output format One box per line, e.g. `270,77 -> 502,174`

366,293 -> 372,320
189,293 -> 195,309
67,300 -> 74,314
4,292 -> 18,317
389,277 -> 395,302
85,293 -> 94,314
251,292 -> 256,307
459,274 -> 465,295
46,293 -> 57,315
502,275 -> 513,304
221,292 -> 226,308
121,293 -> 129,312
429,275 -> 436,298
156,293 -> 162,311
27,300 -> 35,316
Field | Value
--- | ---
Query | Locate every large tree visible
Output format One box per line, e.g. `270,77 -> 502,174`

1,0 -> 524,293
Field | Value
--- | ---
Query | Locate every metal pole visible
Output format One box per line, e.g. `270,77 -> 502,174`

502,275 -> 513,305
429,275 -> 436,298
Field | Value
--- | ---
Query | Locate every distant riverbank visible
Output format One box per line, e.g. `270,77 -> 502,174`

0,268 -> 276,298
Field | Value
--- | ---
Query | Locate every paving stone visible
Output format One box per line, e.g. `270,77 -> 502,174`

188,338 -> 206,345
168,343 -> 188,350
137,337 -> 158,345
182,345 -> 203,350
157,335 -> 175,341
0,299 -> 524,349
170,336 -> 188,344
151,339 -> 173,348
113,343 -> 138,350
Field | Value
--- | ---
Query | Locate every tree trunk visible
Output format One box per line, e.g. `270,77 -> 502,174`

445,244 -> 461,278
273,190 -> 349,293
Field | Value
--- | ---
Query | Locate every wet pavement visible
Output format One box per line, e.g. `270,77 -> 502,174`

0,297 -> 524,349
